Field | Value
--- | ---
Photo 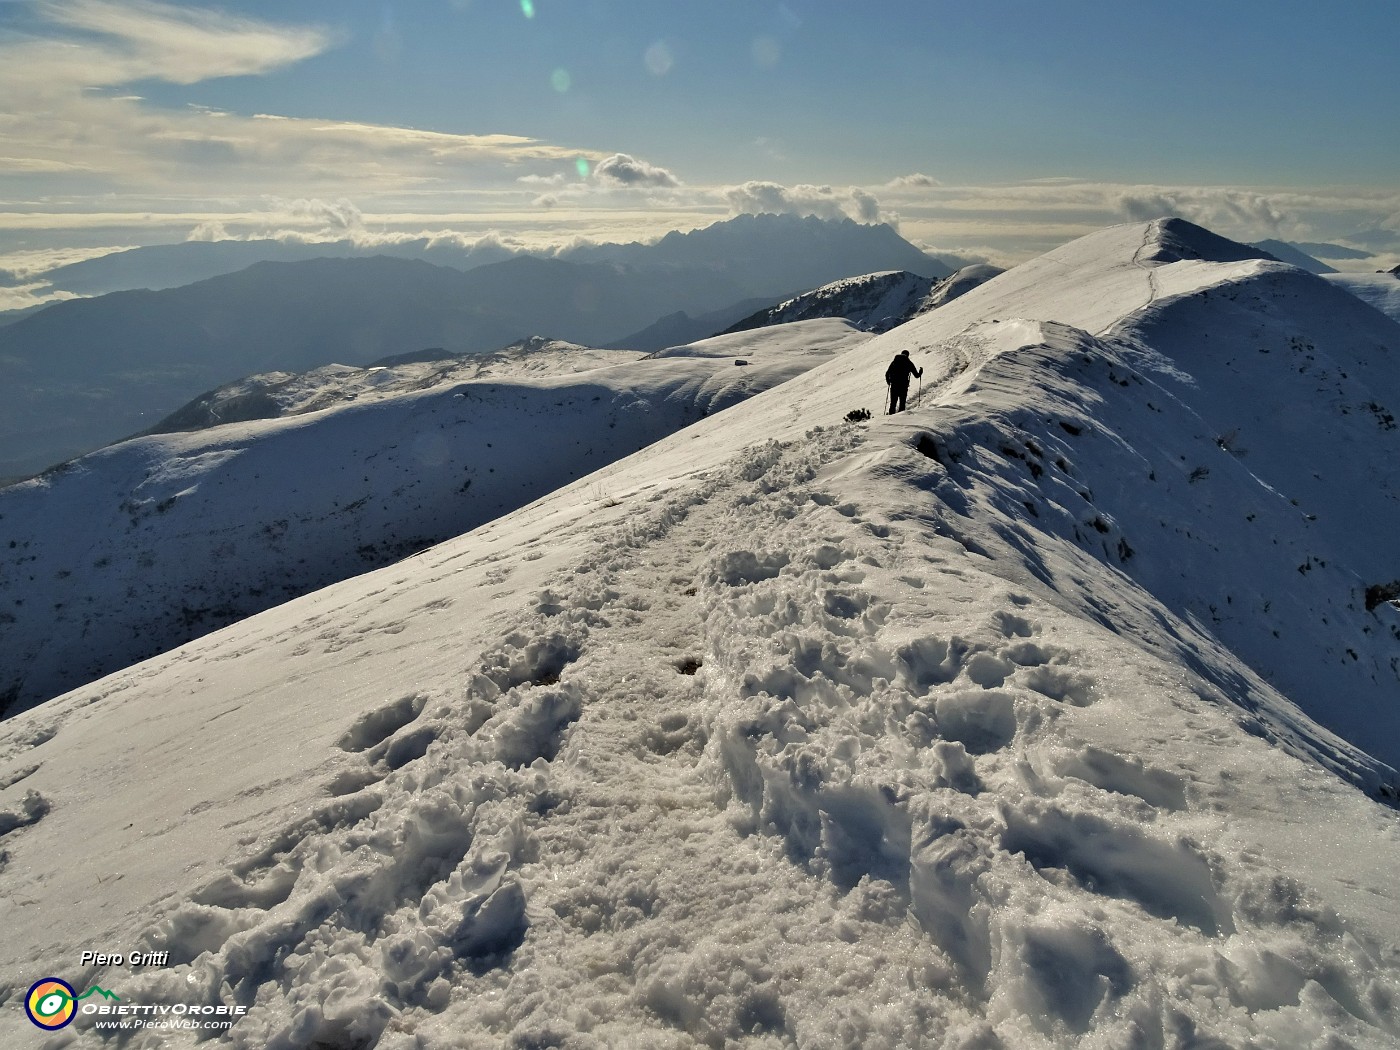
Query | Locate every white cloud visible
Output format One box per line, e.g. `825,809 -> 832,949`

723,181 -> 891,225
849,188 -> 881,224
517,173 -> 568,187
886,173 -> 941,189
268,197 -> 364,231
0,244 -> 138,281
1115,188 -> 1294,236
725,181 -> 841,219
37,0 -> 334,83
181,219 -> 547,257
0,282 -> 81,313
593,154 -> 680,188
186,220 -> 230,242
1117,192 -> 1181,222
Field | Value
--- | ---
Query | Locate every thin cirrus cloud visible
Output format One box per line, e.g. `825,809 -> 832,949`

0,0 -> 603,197
35,0 -> 334,83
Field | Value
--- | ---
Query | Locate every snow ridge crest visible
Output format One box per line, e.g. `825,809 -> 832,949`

1141,217 -> 1277,266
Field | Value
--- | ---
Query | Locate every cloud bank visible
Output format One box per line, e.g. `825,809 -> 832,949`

722,181 -> 896,226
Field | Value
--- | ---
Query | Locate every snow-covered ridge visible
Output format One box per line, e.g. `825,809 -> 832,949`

723,265 -> 1003,337
1,219 -> 1398,1048
723,271 -> 935,334
0,321 -> 868,716
148,339 -> 646,434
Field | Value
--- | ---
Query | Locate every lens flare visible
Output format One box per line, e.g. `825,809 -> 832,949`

520,0 -> 534,18
550,68 -> 571,93
575,157 -> 590,178
644,41 -> 673,76
751,35 -> 781,68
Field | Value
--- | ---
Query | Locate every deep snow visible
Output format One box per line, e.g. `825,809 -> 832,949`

1,219 -> 1398,1049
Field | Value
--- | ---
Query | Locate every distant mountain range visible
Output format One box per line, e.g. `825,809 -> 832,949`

25,235 -> 518,297
21,212 -> 949,299
0,214 -> 952,480
1246,240 -> 1395,274
1293,241 -> 1374,261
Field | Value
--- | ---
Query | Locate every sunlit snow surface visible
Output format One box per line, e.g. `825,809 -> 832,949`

0,322 -> 864,715
2,220 -> 1399,1049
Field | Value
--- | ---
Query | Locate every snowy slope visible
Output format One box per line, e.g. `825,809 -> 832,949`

605,298 -> 783,353
0,321 -> 867,717
723,265 -> 1004,338
1,220 -> 1399,1049
922,264 -> 1005,310
724,271 -> 937,334
1324,271 -> 1400,326
147,339 -> 647,434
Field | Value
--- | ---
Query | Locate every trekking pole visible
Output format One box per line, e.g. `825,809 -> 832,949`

918,374 -> 922,403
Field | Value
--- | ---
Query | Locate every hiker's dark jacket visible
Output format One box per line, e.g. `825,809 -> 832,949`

885,355 -> 922,389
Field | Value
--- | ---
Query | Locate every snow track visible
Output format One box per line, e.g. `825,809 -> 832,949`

63,423 -> 1396,1049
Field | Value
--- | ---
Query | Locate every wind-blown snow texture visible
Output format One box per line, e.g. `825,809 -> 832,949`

1,219 -> 1399,1049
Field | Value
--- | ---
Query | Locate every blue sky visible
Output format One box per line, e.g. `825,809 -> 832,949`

1,0 -> 1398,294
144,0 -> 1395,186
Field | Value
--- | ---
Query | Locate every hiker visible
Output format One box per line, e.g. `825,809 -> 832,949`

885,349 -> 922,414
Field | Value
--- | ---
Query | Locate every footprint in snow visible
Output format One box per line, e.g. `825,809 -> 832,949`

0,788 -> 50,836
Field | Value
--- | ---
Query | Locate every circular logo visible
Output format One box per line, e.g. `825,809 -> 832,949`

25,978 -> 77,1030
